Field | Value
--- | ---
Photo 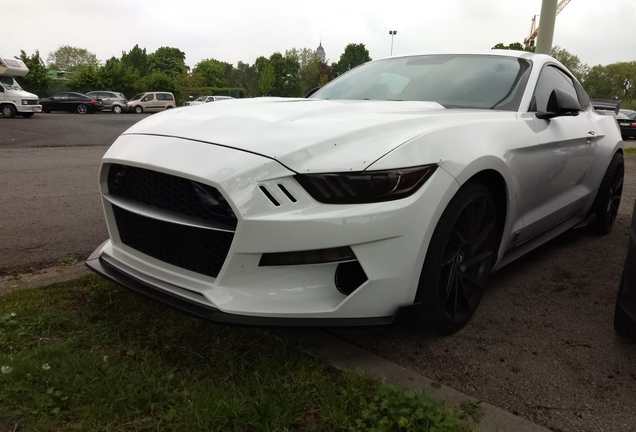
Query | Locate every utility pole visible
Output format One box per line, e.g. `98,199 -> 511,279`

389,30 -> 397,56
536,0 -> 558,54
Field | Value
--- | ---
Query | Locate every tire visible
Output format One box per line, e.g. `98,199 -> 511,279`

77,104 -> 88,115
43,108 -> 51,113
112,105 -> 123,114
589,152 -> 624,235
1,104 -> 17,118
134,106 -> 143,114
415,181 -> 499,334
614,268 -> 636,338
166,105 -> 173,110
21,113 -> 34,118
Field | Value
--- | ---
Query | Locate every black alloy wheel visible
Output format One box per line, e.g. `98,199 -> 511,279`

416,182 -> 499,334
590,152 -> 624,235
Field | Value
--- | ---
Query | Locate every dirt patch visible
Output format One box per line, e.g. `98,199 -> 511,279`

333,153 -> 636,432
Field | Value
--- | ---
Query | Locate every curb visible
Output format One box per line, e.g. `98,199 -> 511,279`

0,262 -> 90,296
283,329 -> 551,432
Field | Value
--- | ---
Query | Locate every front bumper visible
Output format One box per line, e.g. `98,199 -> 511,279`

86,242 -> 418,326
88,134 -> 459,323
17,104 -> 42,113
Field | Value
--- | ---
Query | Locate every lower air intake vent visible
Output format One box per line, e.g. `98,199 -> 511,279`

335,261 -> 368,295
113,206 -> 233,278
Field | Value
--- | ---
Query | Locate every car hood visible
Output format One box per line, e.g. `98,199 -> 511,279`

123,98 -> 509,173
8,89 -> 39,99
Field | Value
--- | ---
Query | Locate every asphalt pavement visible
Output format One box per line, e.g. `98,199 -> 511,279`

0,113 -> 149,271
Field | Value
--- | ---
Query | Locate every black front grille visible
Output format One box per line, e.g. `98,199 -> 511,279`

113,206 -> 233,278
107,164 -> 237,230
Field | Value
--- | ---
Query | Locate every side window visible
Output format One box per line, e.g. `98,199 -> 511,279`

207,97 -> 215,102
160,93 -> 173,100
55,93 -> 70,100
531,66 -> 578,112
144,93 -> 155,101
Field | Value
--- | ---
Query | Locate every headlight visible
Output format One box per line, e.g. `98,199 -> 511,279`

294,164 -> 438,204
21,100 -> 28,105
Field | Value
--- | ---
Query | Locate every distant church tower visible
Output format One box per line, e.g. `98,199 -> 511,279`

316,40 -> 326,63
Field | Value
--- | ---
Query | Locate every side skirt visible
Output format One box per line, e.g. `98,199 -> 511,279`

492,215 -> 585,272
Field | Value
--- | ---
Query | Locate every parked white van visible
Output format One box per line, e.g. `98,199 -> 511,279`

0,55 -> 42,118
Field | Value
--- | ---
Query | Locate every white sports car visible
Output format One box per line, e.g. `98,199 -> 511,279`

87,51 -> 624,334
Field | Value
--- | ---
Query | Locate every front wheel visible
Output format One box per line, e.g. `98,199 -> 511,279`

416,181 -> 499,334
21,113 -> 34,118
112,105 -> 123,114
77,104 -> 88,115
589,152 -> 624,235
614,268 -> 636,337
134,106 -> 143,114
1,104 -> 17,118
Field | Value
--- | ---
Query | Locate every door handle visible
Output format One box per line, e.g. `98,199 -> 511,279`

587,131 -> 596,143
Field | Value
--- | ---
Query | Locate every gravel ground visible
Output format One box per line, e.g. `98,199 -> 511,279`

334,153 -> 636,432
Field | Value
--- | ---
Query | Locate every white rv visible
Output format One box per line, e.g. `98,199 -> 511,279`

0,55 -> 42,118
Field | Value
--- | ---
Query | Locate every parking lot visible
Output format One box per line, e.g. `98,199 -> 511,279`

0,114 -> 149,271
1,113 -> 636,432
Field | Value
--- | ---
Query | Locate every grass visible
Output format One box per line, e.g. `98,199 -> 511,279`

624,146 -> 636,154
0,275 -> 472,432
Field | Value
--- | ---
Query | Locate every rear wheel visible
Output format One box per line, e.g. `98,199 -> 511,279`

134,106 -> 143,114
21,113 -> 34,118
416,182 -> 499,334
589,152 -> 624,235
77,104 -> 88,115
113,105 -> 123,114
1,104 -> 17,118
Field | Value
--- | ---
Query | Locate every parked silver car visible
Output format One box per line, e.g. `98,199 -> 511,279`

184,95 -> 234,106
86,91 -> 128,114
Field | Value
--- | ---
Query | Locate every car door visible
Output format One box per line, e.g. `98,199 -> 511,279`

99,92 -> 112,109
49,93 -> 69,110
515,65 -> 598,242
142,93 -> 156,111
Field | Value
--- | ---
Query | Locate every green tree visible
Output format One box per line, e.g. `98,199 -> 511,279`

269,52 -> 300,97
99,57 -> 142,97
121,44 -> 149,76
333,43 -> 371,76
258,62 -> 275,96
46,45 -> 99,71
193,59 -> 228,87
583,61 -> 636,104
492,42 -> 534,52
67,64 -> 101,93
143,71 -> 178,93
228,61 -> 259,97
17,50 -> 50,96
550,46 -> 588,81
147,47 -> 186,76
286,48 -> 321,96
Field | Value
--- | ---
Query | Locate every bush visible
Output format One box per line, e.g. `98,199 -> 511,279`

351,386 -> 471,432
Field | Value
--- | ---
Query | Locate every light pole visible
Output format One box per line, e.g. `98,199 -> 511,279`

389,30 -> 397,56
536,0 -> 558,54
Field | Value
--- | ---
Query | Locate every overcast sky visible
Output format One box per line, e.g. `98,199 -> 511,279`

2,0 -> 634,69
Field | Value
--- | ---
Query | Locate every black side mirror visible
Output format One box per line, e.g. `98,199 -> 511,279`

305,86 -> 321,98
537,88 -> 581,120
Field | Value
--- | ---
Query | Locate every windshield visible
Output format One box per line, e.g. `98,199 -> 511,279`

0,76 -> 22,91
311,54 -> 532,111
195,96 -> 208,101
130,93 -> 145,101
